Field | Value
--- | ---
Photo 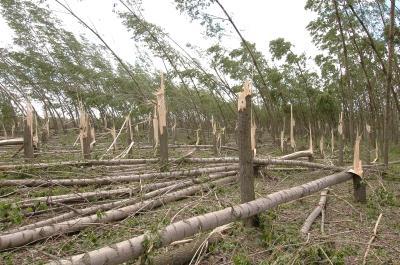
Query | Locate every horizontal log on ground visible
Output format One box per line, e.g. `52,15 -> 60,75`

0,165 -> 238,187
254,158 -> 344,171
0,174 -> 236,250
279,150 -> 313,160
3,181 -> 181,234
49,171 -> 354,265
0,150 -> 313,171
300,189 -> 329,235
184,157 -> 343,171
4,172 -> 236,234
0,158 -> 159,171
13,181 -> 175,207
0,138 -> 23,146
136,144 -> 238,151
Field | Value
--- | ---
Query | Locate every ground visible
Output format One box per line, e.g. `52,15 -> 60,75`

0,129 -> 399,264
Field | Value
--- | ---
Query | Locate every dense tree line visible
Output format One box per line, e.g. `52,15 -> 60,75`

0,0 -> 399,163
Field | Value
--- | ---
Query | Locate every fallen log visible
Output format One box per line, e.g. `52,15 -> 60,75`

0,158 -> 159,171
300,188 -> 329,236
0,137 -> 23,146
0,165 -> 238,187
49,171 -> 355,265
3,180 -> 180,235
0,157 -> 338,187
0,150 -> 314,171
0,174 -> 236,250
12,181 -> 178,207
279,150 -> 313,160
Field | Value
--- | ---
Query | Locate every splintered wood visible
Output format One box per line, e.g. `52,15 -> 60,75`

153,105 -> 159,147
251,114 -> 256,156
373,139 -> 379,163
23,103 -> 34,158
155,72 -> 167,134
79,104 -> 91,159
319,135 -> 324,157
338,111 -> 343,136
238,80 -> 251,111
41,110 -> 50,143
353,133 -> 363,177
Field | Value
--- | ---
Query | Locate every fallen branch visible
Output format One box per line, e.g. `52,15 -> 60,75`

300,188 -> 329,236
279,150 -> 313,160
362,213 -> 383,265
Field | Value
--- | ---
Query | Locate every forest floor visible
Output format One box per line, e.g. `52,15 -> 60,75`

0,130 -> 399,265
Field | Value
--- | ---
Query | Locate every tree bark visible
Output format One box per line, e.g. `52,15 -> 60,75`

238,83 -> 257,227
50,171 -> 355,265
384,0 -> 395,166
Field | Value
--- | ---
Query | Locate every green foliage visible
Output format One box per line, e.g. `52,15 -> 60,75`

232,253 -> 252,265
0,202 -> 23,224
269,38 -> 292,61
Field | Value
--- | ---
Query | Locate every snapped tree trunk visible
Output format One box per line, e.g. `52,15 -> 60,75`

23,105 -> 34,159
237,80 -> 257,227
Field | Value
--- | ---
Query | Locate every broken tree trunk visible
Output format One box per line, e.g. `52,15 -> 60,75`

279,150 -> 313,160
41,111 -> 50,144
0,138 -> 23,146
23,104 -> 34,159
290,103 -> 296,151
237,80 -> 257,227
79,106 -> 91,159
300,189 -> 329,236
5,181 -> 180,234
0,164 -> 238,187
6,171 -> 237,235
365,123 -> 371,165
50,171 -> 357,265
157,73 -> 168,168
0,175 -> 236,250
211,116 -> 218,155
126,115 -> 134,157
351,133 -> 366,203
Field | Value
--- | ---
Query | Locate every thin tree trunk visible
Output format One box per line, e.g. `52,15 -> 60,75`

384,0 -> 395,166
50,171 -> 355,265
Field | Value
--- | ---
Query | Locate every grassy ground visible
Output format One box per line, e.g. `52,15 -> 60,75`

0,130 -> 399,264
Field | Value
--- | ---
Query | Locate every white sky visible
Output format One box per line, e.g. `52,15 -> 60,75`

0,0 -> 319,69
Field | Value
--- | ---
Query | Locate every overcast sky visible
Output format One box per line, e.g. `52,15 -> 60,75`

0,0 -> 319,69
